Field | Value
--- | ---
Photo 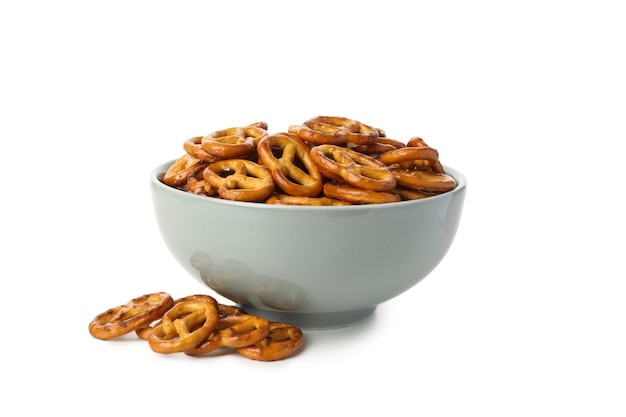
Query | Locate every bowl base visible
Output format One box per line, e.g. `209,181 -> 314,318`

241,306 -> 377,330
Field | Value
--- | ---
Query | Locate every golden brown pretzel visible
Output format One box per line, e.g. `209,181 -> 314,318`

185,163 -> 214,195
89,292 -> 174,340
310,144 -> 396,192
201,126 -> 265,159
350,137 -> 406,156
394,186 -> 440,201
203,159 -> 275,202
162,154 -> 205,187
389,167 -> 456,193
135,294 -> 218,340
183,136 -> 220,163
148,299 -> 219,354
323,182 -> 400,205
265,194 -> 352,206
377,145 -> 445,174
217,314 -> 271,348
257,132 -> 324,197
247,121 -> 269,131
236,322 -> 304,361
288,116 -> 378,145
183,303 -> 249,355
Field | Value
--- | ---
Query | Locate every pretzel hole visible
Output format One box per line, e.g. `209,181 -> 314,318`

269,146 -> 311,174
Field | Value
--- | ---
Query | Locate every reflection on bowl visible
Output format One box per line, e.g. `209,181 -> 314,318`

190,251 -> 304,310
151,160 -> 466,329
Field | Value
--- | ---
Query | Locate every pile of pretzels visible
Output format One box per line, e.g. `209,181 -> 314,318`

88,292 -> 304,361
162,116 -> 456,205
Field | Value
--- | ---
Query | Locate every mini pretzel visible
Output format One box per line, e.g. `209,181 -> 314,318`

323,182 -> 400,205
377,145 -> 445,174
310,144 -> 396,192
236,322 -> 304,361
183,136 -> 220,163
201,126 -> 265,159
247,121 -> 269,131
288,116 -> 378,145
394,186 -> 440,201
257,132 -> 324,197
162,154 -> 205,187
265,194 -> 352,206
203,159 -> 275,202
88,292 -> 174,340
185,163 -> 215,195
350,137 -> 406,156
188,313 -> 272,356
148,299 -> 219,354
389,167 -> 456,193
184,304 -> 255,355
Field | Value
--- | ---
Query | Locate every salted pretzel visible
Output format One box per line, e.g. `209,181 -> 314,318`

247,121 -> 269,131
310,144 -> 396,192
148,299 -> 219,354
389,167 -> 456,193
257,132 -> 324,197
236,322 -> 304,361
350,137 -> 406,156
162,154 -> 205,187
186,313 -> 271,356
265,194 -> 352,206
135,294 -> 220,340
323,182 -> 400,205
377,144 -> 445,174
289,116 -> 379,145
139,295 -> 247,348
394,186 -> 440,201
183,304 -> 247,355
183,136 -> 220,162
88,292 -> 174,340
184,163 -> 214,195
201,126 -> 266,159
203,159 -> 275,202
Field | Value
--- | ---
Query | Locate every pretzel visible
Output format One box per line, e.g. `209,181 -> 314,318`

377,145 -> 445,174
201,126 -> 266,159
257,132 -> 324,197
175,295 -> 247,324
350,137 -> 406,156
247,121 -> 269,131
265,194 -> 352,206
183,136 -> 220,162
236,322 -> 304,361
389,167 -> 456,193
88,292 -> 174,340
185,163 -> 214,195
203,159 -> 275,202
135,294 -> 214,340
187,313 -> 272,356
148,299 -> 219,354
323,182 -> 400,205
394,186 -> 440,201
310,144 -> 396,192
182,305 -> 244,355
162,154 -> 205,187
161,116 -> 457,206
288,116 -> 379,145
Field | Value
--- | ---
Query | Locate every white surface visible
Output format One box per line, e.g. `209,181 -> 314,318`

1,1 -> 624,416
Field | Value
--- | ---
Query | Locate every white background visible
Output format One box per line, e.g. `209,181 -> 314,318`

1,1 -> 625,415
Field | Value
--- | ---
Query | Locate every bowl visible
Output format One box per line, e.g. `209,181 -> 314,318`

150,160 -> 466,329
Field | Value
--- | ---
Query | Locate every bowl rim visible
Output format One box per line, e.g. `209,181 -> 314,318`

150,159 -> 466,212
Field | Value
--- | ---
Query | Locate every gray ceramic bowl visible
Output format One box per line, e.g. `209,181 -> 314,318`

150,160 -> 466,329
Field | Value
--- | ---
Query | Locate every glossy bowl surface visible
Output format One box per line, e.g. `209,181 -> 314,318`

150,160 -> 466,329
